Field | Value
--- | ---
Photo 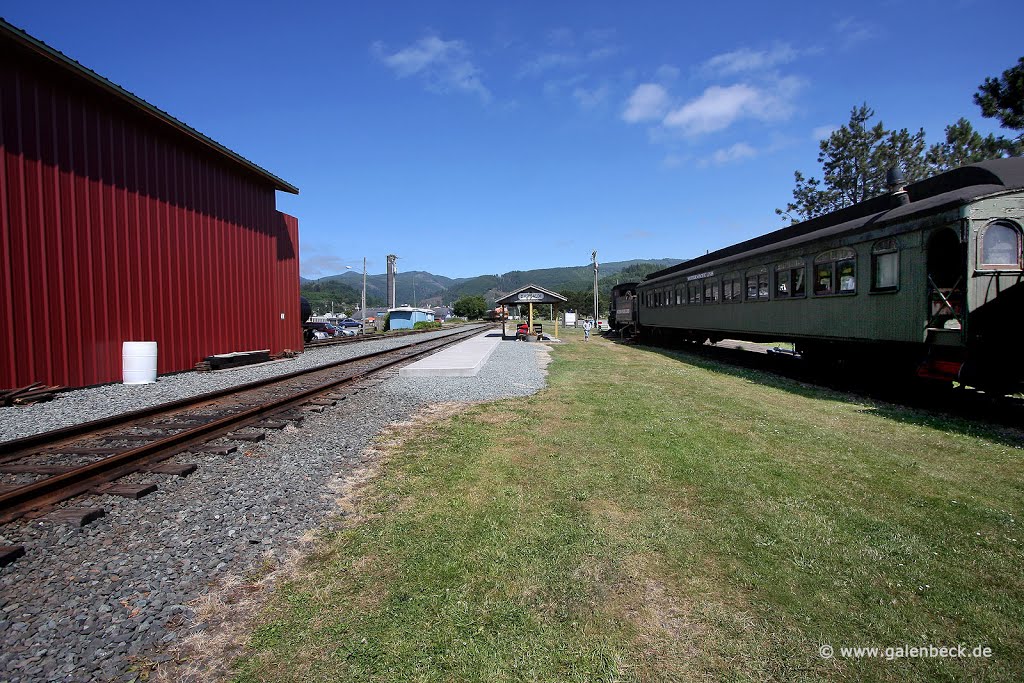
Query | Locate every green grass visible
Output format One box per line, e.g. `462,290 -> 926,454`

232,336 -> 1024,682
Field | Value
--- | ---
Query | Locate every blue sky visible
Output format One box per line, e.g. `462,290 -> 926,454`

5,1 -> 1022,279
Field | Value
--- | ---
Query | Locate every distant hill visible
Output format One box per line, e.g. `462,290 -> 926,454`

300,258 -> 683,314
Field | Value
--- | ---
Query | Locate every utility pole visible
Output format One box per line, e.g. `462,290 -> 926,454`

361,256 -> 367,321
592,250 -> 599,323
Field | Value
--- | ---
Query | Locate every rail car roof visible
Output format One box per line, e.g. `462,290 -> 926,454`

642,158 -> 1024,286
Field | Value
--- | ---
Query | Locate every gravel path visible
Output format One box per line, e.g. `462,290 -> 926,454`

0,334 -> 552,682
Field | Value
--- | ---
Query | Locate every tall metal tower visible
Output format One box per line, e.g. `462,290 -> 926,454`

386,254 -> 398,309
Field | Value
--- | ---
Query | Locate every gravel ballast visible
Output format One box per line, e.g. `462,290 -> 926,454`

0,334 -> 552,682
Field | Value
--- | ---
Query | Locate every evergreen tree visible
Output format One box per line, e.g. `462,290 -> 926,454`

776,104 -> 928,223
925,118 -> 1021,171
974,57 -> 1024,139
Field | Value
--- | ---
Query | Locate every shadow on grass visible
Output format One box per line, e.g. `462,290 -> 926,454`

618,339 -> 1024,450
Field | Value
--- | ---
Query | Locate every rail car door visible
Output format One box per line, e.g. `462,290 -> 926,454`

916,226 -> 968,382
925,227 -> 966,335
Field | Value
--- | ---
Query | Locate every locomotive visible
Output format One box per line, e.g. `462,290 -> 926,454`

617,159 -> 1024,393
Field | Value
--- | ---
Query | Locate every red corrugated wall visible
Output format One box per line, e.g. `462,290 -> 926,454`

0,45 -> 301,390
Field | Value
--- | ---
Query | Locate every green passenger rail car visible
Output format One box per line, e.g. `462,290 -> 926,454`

635,159 -> 1024,392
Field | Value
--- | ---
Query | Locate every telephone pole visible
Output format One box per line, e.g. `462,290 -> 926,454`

361,256 -> 367,321
592,250 -> 599,323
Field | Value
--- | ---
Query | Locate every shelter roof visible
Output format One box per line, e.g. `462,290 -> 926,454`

0,18 -> 299,194
494,284 -> 568,305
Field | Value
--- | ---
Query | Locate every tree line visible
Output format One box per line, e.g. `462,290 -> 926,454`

778,57 -> 1023,223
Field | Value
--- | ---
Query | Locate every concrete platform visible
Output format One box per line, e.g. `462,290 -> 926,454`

399,331 -> 503,377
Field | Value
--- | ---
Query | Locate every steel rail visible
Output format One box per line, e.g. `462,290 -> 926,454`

0,325 -> 492,521
0,324 -> 489,458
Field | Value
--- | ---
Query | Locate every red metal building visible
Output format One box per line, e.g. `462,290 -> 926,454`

0,19 -> 301,390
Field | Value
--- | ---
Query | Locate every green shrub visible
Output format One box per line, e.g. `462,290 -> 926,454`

414,321 -> 442,330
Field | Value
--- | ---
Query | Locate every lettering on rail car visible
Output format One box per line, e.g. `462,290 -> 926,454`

686,271 -> 715,281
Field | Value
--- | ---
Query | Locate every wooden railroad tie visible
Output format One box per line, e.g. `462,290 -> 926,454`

142,463 -> 198,477
0,546 -> 26,567
0,465 -> 77,474
95,483 -> 158,500
227,432 -> 266,442
204,445 -> 238,455
45,507 -> 106,527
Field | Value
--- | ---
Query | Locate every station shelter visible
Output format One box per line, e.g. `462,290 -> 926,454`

494,285 -> 568,339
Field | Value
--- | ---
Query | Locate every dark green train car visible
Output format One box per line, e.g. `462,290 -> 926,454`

636,159 -> 1024,391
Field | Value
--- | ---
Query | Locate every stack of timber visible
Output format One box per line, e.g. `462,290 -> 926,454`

0,383 -> 63,406
194,349 -> 271,372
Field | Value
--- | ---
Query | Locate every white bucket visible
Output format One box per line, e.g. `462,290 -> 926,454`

122,341 -> 158,384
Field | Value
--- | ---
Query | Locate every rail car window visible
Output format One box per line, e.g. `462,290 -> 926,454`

675,286 -> 683,305
871,239 -> 899,290
665,287 -> 673,306
722,276 -> 742,302
774,259 -> 806,298
703,280 -> 719,303
979,222 -> 1022,269
746,267 -> 769,300
688,282 -> 701,304
813,248 -> 856,295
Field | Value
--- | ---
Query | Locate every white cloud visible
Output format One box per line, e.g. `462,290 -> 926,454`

622,83 -> 669,123
812,124 -> 838,140
573,84 -> 609,109
834,18 -> 876,50
701,43 -> 798,76
372,36 -> 491,101
518,27 -> 618,78
706,142 -> 758,166
663,84 -> 759,134
662,76 -> 803,136
655,64 -> 680,82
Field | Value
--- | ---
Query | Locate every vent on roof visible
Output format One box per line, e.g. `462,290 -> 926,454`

887,167 -> 911,207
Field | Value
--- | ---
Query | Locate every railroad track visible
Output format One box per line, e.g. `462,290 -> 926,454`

0,325 -> 490,535
303,326 -> 432,348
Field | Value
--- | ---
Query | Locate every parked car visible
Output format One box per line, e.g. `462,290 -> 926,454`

303,321 -> 337,342
337,318 -> 363,331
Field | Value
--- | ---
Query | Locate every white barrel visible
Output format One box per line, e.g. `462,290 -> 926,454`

122,341 -> 158,384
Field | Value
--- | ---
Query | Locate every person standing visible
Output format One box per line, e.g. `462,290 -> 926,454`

582,318 -> 592,341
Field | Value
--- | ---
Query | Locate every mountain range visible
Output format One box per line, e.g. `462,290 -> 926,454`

300,259 -> 684,311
